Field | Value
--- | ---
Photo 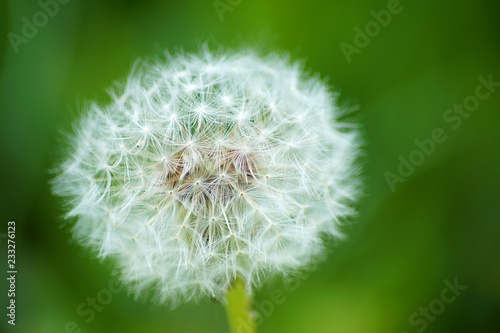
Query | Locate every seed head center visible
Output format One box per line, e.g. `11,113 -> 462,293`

161,145 -> 258,214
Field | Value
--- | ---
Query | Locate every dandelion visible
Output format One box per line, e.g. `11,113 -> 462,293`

52,47 -> 361,332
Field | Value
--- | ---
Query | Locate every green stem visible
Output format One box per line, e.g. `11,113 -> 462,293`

225,278 -> 257,333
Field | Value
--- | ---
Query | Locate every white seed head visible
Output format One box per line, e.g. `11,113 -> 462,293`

52,48 -> 361,306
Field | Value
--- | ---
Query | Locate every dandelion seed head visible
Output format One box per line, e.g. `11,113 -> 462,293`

52,48 -> 361,306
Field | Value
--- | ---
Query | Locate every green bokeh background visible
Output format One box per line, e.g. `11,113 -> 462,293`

1,0 -> 499,332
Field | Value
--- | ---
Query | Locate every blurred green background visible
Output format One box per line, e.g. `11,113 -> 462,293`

1,0 -> 499,332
